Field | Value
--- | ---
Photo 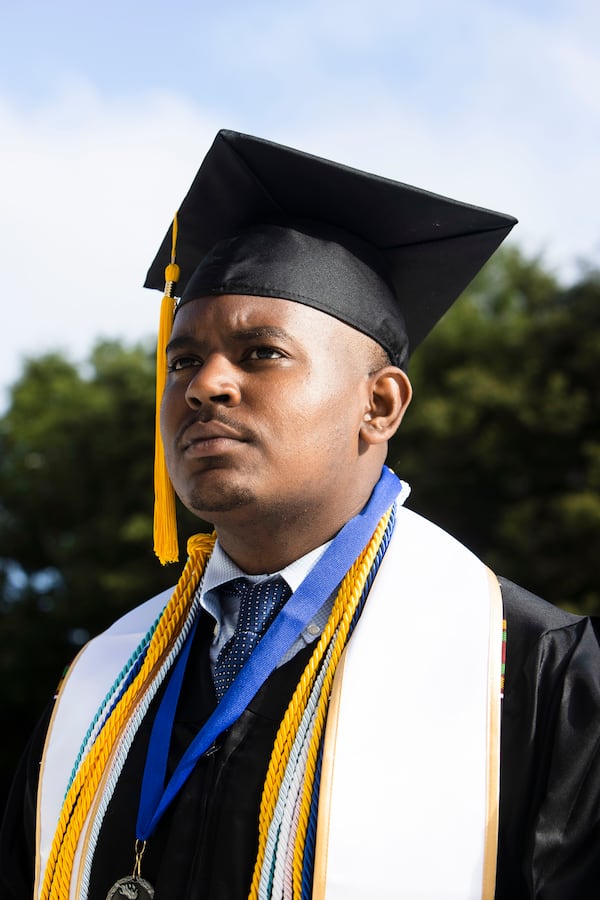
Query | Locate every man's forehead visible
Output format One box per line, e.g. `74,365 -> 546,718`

171,291 -> 368,343
174,223 -> 410,369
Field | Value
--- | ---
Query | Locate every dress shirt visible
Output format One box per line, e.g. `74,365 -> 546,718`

200,539 -> 334,670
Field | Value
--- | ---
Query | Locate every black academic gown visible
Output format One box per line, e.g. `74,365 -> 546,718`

2,579 -> 600,899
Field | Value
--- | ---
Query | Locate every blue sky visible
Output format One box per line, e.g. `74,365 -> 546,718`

1,0 -> 598,404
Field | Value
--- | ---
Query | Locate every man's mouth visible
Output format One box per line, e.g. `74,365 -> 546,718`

178,419 -> 250,458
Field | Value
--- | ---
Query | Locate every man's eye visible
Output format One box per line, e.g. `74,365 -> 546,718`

246,347 -> 283,360
168,356 -> 202,372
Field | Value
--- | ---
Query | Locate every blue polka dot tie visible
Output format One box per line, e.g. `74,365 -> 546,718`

213,576 -> 292,700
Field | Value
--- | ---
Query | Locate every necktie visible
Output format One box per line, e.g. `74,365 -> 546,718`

213,576 -> 292,700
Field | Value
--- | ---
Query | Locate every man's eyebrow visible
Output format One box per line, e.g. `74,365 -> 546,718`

165,326 -> 294,355
165,335 -> 198,355
229,326 -> 293,342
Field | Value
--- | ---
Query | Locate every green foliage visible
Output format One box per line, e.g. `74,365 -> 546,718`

0,341 -> 190,807
1,343 -> 168,621
391,249 -> 600,615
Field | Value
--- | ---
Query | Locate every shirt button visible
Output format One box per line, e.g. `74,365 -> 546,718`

307,623 -> 320,636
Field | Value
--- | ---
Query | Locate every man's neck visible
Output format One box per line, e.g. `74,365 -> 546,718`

213,490 -> 376,575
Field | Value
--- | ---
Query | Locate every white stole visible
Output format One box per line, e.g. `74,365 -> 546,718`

34,587 -> 173,899
314,506 -> 502,899
35,508 -> 502,899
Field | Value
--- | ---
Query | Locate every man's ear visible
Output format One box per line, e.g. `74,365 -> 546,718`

360,367 -> 412,445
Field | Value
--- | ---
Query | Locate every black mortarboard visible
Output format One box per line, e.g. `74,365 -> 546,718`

145,129 -> 517,368
147,129 -> 517,564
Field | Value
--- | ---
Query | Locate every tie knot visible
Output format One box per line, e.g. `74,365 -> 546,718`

230,576 -> 290,634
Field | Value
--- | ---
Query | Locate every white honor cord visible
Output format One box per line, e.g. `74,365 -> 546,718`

260,629 -> 339,900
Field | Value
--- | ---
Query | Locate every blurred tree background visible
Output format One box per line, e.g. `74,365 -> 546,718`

392,249 -> 600,615
1,248 -> 599,811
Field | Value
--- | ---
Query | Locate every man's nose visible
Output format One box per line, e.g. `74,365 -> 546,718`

184,354 -> 242,408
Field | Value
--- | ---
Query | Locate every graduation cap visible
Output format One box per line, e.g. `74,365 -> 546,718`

146,129 -> 517,364
146,129 -> 517,563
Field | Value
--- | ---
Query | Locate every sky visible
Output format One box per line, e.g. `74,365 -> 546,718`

1,0 -> 598,408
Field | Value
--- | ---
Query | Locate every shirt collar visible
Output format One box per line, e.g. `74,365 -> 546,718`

200,538 -> 332,627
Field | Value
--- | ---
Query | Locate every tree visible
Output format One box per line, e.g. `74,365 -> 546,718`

0,341 -> 200,808
392,249 -> 600,614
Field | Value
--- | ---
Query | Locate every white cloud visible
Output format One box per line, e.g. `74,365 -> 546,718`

1,0 -> 599,404
0,87 -> 221,405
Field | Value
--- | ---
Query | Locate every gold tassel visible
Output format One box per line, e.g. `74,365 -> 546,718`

153,215 -> 180,564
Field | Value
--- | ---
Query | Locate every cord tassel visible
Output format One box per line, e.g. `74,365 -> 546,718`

153,214 -> 180,564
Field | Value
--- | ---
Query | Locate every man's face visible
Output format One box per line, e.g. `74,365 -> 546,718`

161,294 -> 381,531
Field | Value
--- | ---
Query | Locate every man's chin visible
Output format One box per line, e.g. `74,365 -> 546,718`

186,485 -> 256,517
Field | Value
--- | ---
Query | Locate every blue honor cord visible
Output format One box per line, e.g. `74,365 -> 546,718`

136,467 -> 404,840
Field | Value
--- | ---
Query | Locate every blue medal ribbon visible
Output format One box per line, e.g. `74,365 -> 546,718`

137,467 -> 405,840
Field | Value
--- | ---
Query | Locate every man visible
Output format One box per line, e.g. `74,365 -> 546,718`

2,131 -> 600,899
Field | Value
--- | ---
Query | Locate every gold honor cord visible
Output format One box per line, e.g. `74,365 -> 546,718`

40,533 -> 216,900
41,508 -> 390,899
249,507 -> 392,900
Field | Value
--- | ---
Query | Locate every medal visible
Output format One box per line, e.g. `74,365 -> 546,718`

106,876 -> 154,899
106,841 -> 154,900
